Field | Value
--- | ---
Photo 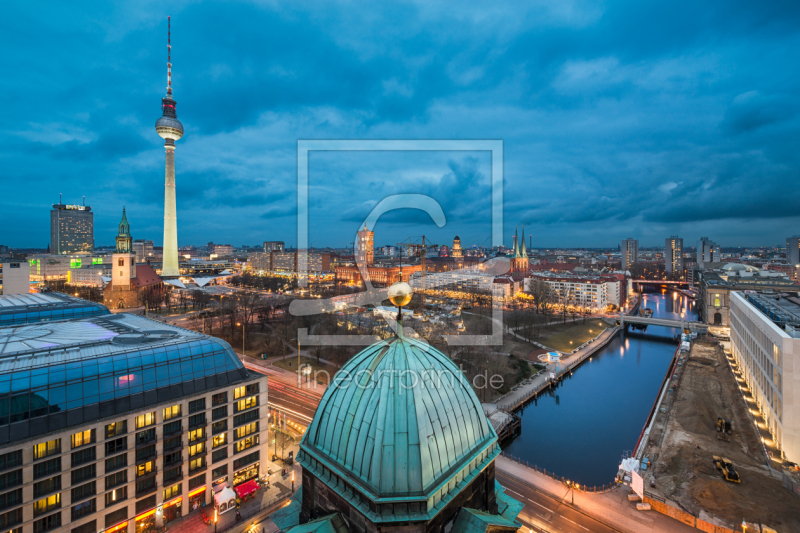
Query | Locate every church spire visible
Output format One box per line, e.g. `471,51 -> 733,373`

116,207 -> 133,253
520,225 -> 527,258
513,226 -> 520,258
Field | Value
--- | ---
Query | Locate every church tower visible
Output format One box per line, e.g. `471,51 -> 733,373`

112,208 -> 136,292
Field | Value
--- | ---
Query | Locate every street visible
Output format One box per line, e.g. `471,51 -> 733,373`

497,472 -> 619,533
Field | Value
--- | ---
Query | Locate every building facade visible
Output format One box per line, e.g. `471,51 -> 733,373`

0,311 -> 269,533
0,261 -> 30,295
355,226 -> 374,267
697,237 -> 718,268
262,241 -> 285,253
665,236 -> 683,279
335,264 -> 421,287
621,238 -> 638,271
132,241 -> 154,264
50,203 -> 94,256
524,273 -> 621,311
451,236 -> 463,259
787,235 -> 800,268
730,291 -> 800,462
249,252 -> 330,275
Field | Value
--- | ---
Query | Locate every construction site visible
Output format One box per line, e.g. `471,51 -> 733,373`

639,338 -> 800,531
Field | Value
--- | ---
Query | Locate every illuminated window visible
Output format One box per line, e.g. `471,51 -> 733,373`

189,443 -> 205,457
188,428 -> 205,443
136,461 -> 154,478
33,493 -> 61,516
236,396 -> 258,413
234,386 -> 245,400
163,484 -> 181,501
235,435 -> 259,454
71,429 -> 95,449
33,439 -> 61,460
135,412 -> 156,429
235,422 -> 258,440
163,405 -> 181,421
106,421 -> 127,439
212,434 -> 226,448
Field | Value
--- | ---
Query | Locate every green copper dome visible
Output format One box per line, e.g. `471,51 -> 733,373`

298,335 -> 499,519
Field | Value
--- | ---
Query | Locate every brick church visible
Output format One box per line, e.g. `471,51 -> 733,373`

103,208 -> 165,309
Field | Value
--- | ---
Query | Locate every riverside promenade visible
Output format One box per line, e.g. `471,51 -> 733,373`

491,324 -> 620,411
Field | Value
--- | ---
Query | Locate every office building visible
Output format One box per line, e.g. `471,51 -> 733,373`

787,236 -> 800,267
0,311 -> 269,533
0,293 -> 110,327
262,241 -> 284,253
355,225 -> 374,266
50,202 -> 94,255
665,236 -> 684,279
621,238 -> 638,271
272,326 -> 522,532
132,241 -> 154,264
248,252 -> 330,275
696,263 -> 796,326
697,237 -> 718,268
155,17 -> 184,278
730,291 -> 800,462
335,263 -> 421,287
0,260 -> 30,295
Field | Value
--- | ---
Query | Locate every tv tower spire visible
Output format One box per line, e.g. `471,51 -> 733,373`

155,15 -> 184,278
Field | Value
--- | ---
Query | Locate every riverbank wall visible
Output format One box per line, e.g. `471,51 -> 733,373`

497,325 -> 620,412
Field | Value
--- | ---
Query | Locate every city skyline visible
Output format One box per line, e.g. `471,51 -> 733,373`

2,2 -> 799,249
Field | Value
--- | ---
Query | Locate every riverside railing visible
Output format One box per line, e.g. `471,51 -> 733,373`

501,452 -> 619,494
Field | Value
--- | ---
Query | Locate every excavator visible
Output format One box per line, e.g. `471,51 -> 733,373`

712,456 -> 741,483
716,417 -> 732,434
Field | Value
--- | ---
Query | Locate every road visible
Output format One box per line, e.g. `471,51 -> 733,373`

497,472 -> 619,533
245,363 -> 321,424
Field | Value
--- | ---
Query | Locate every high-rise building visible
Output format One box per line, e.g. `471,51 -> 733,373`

621,238 -> 638,271
133,239 -> 154,263
665,236 -> 684,279
355,225 -> 374,266
262,241 -> 285,252
50,200 -> 93,255
155,17 -> 184,277
451,235 -> 463,259
787,235 -> 800,267
697,237 -> 718,268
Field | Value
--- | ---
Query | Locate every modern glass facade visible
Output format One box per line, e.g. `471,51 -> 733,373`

0,293 -> 109,327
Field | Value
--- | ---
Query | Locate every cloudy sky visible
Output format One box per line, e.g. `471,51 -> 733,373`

2,1 -> 798,250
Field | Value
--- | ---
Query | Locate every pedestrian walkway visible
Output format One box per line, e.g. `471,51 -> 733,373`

165,459 -> 300,533
491,326 -> 619,411
495,456 -> 696,533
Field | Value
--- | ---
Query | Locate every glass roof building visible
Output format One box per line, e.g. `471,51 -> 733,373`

0,292 -> 110,327
0,313 -> 248,445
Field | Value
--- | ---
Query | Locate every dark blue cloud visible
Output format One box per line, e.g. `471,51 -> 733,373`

1,0 -> 799,249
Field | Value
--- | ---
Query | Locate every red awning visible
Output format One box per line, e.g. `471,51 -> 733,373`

235,480 -> 259,499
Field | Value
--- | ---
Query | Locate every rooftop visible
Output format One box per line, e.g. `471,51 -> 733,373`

0,292 -> 110,327
741,292 -> 800,329
0,313 -> 249,445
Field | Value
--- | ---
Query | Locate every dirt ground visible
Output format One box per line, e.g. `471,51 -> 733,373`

650,339 -> 800,531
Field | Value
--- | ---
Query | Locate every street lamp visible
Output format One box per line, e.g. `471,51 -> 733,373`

292,470 -> 295,492
237,322 -> 245,355
214,509 -> 218,533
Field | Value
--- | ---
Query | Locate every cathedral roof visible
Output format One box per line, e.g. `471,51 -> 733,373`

298,334 -> 499,519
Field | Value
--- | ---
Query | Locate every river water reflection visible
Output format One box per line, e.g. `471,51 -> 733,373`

503,291 -> 698,487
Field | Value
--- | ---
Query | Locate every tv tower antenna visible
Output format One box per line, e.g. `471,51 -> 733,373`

167,15 -> 172,97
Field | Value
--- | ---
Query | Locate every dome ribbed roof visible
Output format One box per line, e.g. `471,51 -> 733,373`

299,335 -> 497,502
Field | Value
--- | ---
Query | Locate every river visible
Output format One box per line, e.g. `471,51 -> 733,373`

503,290 -> 698,487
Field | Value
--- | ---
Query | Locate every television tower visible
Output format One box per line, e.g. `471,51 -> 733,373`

155,16 -> 183,277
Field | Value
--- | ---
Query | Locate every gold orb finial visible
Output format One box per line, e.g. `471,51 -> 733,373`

388,282 -> 413,308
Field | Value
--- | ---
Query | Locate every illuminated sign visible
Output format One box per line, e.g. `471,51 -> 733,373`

65,205 -> 87,210
92,257 -> 102,265
70,258 -> 82,269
